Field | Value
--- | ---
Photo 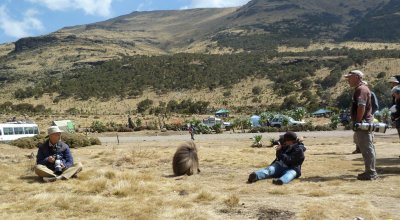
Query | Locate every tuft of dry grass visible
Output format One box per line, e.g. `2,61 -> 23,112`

306,190 -> 331,197
223,194 -> 240,208
194,191 -> 216,203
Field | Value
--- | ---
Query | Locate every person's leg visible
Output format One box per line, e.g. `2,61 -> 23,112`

397,128 -> 400,139
275,169 -> 297,184
352,133 -> 360,154
34,165 -> 57,177
253,162 -> 285,180
61,162 -> 83,179
352,145 -> 361,154
355,131 -> 377,178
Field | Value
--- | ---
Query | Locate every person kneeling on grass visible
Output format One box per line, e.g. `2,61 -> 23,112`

35,126 -> 83,182
247,131 -> 306,185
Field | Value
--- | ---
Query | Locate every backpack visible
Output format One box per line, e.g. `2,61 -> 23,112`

370,91 -> 379,114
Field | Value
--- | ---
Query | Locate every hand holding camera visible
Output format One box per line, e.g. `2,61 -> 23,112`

47,156 -> 55,163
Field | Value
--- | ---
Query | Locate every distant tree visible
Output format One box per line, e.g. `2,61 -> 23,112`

336,89 -> 352,109
300,79 -> 313,89
252,86 -> 262,95
137,98 -> 153,113
281,95 -> 299,110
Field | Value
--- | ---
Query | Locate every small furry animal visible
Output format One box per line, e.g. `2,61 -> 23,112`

172,141 -> 200,176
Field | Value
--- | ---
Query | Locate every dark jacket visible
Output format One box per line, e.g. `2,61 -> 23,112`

36,140 -> 74,171
272,143 -> 306,178
391,99 -> 400,128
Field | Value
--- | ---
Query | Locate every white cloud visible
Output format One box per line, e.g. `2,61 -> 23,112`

136,0 -> 153,11
0,5 -> 44,39
187,0 -> 250,8
27,0 -> 113,17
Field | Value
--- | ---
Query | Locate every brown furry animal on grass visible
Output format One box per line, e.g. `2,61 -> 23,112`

172,141 -> 200,176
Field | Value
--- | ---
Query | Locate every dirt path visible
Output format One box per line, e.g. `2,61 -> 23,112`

97,129 -> 398,144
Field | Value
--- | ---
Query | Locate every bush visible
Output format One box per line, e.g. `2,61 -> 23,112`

10,133 -> 101,149
91,120 -> 107,133
164,123 -> 184,131
117,126 -> 133,132
212,123 -> 223,134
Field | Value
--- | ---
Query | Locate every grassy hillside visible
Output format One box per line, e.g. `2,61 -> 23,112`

1,0 -> 400,121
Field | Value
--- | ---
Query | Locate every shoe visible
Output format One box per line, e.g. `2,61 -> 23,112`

357,172 -> 366,177
42,177 -> 57,182
272,179 -> 283,185
352,150 -> 361,154
247,172 -> 258,183
357,173 -> 378,181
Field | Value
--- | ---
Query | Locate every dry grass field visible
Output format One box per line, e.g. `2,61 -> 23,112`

1,129 -> 399,220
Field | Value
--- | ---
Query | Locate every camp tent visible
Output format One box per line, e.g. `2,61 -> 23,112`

215,109 -> 230,118
311,109 -> 332,117
52,120 -> 75,132
250,115 -> 261,127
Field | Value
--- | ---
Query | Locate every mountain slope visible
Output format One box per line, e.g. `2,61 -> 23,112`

0,0 -> 400,114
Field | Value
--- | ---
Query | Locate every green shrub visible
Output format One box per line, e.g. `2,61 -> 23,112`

9,133 -> 101,148
164,123 -> 184,131
91,120 -> 107,133
212,123 -> 223,133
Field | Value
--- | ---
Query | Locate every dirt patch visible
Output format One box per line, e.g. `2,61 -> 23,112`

257,207 -> 295,220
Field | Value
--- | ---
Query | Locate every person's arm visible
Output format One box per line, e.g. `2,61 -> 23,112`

62,146 -> 74,168
356,105 -> 366,123
277,145 -> 304,167
354,88 -> 368,123
36,144 -> 51,165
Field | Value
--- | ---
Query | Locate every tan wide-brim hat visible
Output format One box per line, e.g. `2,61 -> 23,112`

47,126 -> 63,135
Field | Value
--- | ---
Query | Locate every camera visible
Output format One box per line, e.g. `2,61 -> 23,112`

271,140 -> 280,145
354,122 -> 388,133
54,154 -> 63,175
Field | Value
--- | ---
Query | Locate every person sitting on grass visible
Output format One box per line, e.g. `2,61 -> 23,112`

35,126 -> 83,182
247,131 -> 306,185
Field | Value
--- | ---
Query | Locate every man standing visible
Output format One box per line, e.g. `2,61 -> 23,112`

35,126 -> 83,182
388,76 -> 400,105
188,124 -> 195,140
345,70 -> 378,180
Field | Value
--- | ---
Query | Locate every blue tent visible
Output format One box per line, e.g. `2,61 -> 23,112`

311,109 -> 332,117
250,115 -> 261,127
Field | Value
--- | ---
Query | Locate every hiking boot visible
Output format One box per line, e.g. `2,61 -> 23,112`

357,172 -> 366,177
247,172 -> 258,183
272,179 -> 283,185
42,177 -> 57,182
357,173 -> 378,181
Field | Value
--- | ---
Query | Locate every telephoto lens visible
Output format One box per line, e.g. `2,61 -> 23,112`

54,155 -> 63,175
354,122 -> 388,133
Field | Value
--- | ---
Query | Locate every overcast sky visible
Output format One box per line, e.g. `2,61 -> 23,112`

0,0 -> 251,44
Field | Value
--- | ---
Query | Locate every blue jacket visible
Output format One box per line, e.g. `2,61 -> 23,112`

272,143 -> 306,178
36,140 -> 74,170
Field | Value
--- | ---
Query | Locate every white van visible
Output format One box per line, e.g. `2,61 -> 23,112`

0,122 -> 39,141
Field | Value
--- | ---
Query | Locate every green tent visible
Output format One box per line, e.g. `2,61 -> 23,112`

215,109 -> 230,118
52,120 -> 75,133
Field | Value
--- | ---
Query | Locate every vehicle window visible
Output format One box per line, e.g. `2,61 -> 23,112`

33,127 -> 39,134
24,127 -> 33,134
3,127 -> 14,135
0,129 -> 2,135
14,127 -> 24,134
